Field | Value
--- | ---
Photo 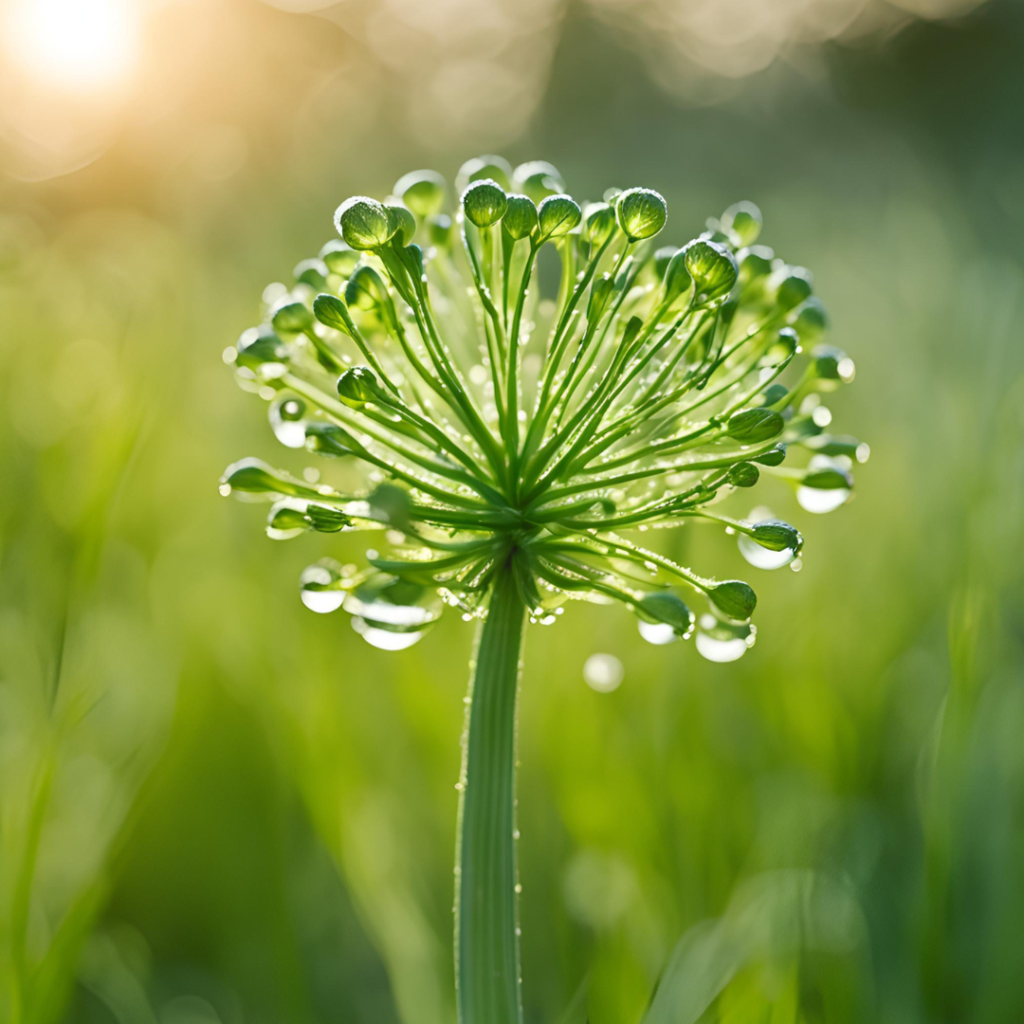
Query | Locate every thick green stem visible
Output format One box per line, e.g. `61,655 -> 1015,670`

456,565 -> 526,1024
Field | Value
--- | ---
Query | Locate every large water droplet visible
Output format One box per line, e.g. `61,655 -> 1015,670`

796,486 -> 850,514
345,576 -> 443,628
695,614 -> 756,663
270,394 -> 307,448
351,616 -> 426,650
638,621 -> 678,645
299,559 -> 348,613
583,653 -> 624,692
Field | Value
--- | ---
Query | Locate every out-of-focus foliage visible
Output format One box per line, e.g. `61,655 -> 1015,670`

1,1 -> 1024,1023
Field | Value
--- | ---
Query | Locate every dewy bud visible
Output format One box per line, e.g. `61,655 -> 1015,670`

812,344 -> 855,382
236,326 -> 288,369
345,265 -> 389,311
319,239 -> 359,277
512,160 -> 566,203
587,273 -> 615,323
304,421 -> 358,458
707,580 -> 757,622
429,214 -> 453,248
637,592 -> 694,636
220,457 -> 320,498
271,301 -> 314,335
790,297 -> 828,344
770,265 -> 814,311
615,187 -> 668,242
502,194 -> 538,241
720,201 -> 762,246
749,520 -> 802,553
462,179 -> 508,229
456,155 -> 512,193
312,293 -> 354,334
663,249 -> 693,303
727,462 -> 760,487
385,201 -> 417,247
393,169 -> 446,219
737,245 -> 774,288
753,443 -> 787,466
335,196 -> 396,251
725,408 -> 784,444
683,239 -> 738,303
583,202 -> 617,247
536,194 -> 581,242
337,366 -> 381,408
294,258 -> 328,291
802,465 -> 854,490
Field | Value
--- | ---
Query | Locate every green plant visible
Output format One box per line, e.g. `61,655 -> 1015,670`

221,156 -> 865,1024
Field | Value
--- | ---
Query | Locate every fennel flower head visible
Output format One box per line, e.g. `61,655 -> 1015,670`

221,156 -> 866,661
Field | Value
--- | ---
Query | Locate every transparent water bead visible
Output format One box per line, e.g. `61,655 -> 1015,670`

270,394 -> 307,448
583,653 -> 624,692
796,486 -> 849,514
344,576 -> 444,628
695,615 -> 756,663
796,455 -> 853,514
638,621 -> 679,645
299,559 -> 347,613
738,508 -> 799,570
351,616 -> 425,650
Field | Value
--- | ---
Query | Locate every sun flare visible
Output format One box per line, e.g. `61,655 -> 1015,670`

3,0 -> 141,92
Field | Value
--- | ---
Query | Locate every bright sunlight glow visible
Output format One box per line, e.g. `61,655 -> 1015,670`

3,0 -> 142,92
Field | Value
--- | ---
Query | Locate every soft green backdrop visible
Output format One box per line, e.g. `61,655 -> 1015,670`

2,1 -> 1023,1022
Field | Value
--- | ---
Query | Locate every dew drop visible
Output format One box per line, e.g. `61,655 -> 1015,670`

351,616 -> 425,650
270,395 -> 307,448
638,621 -> 678,645
738,533 -> 797,570
583,653 -> 624,692
796,486 -> 850,514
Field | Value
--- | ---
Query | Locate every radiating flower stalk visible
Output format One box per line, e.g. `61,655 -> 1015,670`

221,155 -> 865,1024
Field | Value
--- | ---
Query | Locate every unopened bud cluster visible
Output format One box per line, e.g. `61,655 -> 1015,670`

222,156 -> 865,659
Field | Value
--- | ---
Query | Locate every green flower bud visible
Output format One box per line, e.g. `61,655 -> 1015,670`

790,297 -> 827,344
771,265 -> 813,311
587,273 -> 615,323
512,160 -> 565,203
236,326 -> 288,370
749,520 -> 802,553
293,257 -> 328,290
725,408 -> 784,444
502,194 -> 538,240
802,466 -> 854,490
720,201 -> 762,246
683,239 -> 738,303
312,293 -> 353,334
429,213 -> 453,248
345,264 -> 388,311
812,344 -> 855,383
637,592 -> 694,636
385,201 -> 417,247
737,245 -> 774,289
269,500 -> 350,536
803,434 -> 865,459
663,248 -> 693,303
456,155 -> 512,193
219,457 -> 319,499
583,202 -> 617,247
759,384 -> 789,407
271,301 -> 314,335
319,239 -> 359,276
707,580 -> 757,622
337,366 -> 382,408
752,443 -> 787,466
727,462 -> 760,487
304,421 -> 359,458
393,169 -> 446,218
536,194 -> 581,242
462,179 -> 508,229
334,196 -> 396,251
615,187 -> 668,242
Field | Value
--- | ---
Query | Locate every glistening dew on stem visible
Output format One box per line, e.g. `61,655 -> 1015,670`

221,156 -> 865,1024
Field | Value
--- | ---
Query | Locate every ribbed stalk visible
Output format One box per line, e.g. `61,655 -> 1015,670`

455,565 -> 526,1024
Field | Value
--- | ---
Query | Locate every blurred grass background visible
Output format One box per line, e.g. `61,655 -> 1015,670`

2,0 -> 1024,1021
